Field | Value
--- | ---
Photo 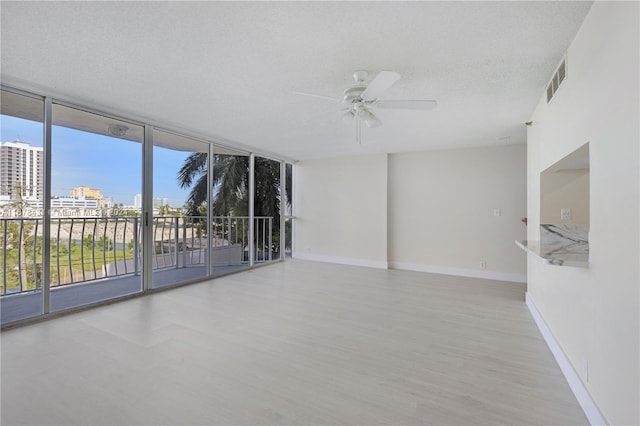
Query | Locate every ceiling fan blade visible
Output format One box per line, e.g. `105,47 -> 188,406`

361,71 -> 401,100
375,100 -> 438,110
294,91 -> 343,102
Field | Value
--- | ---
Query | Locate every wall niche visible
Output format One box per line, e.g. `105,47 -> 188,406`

538,142 -> 590,266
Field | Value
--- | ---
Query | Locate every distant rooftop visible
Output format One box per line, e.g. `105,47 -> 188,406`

1,140 -> 42,149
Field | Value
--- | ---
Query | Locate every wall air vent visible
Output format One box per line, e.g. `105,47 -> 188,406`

547,56 -> 567,103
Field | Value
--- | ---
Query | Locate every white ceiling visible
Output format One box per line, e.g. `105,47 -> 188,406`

1,1 -> 592,161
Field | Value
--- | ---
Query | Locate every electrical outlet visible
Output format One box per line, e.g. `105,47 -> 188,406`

479,261 -> 486,270
561,207 -> 571,220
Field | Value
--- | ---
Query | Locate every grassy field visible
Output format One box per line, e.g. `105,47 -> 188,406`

1,242 -> 136,293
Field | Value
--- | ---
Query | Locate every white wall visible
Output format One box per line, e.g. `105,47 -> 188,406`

294,144 -> 527,282
526,2 -> 639,424
293,154 -> 388,268
388,145 -> 527,282
540,168 -> 590,224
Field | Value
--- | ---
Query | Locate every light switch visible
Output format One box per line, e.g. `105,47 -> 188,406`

493,208 -> 501,217
561,208 -> 571,220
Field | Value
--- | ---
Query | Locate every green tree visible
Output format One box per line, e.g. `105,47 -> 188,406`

178,154 -> 291,257
2,220 -> 40,292
177,154 -> 291,219
158,204 -> 172,216
97,236 -> 113,251
12,184 -> 30,289
84,234 -> 94,248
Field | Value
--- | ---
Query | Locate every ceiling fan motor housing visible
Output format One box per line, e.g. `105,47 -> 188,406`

343,70 -> 370,103
343,85 -> 366,102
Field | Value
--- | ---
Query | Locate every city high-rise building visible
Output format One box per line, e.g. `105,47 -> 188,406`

70,186 -> 106,207
70,185 -> 102,200
153,197 -> 169,209
134,195 -> 170,209
0,140 -> 44,204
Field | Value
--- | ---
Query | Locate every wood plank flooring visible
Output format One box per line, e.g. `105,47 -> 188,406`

0,260 -> 587,425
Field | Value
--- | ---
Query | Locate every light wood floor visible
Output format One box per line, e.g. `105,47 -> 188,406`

0,260 -> 587,425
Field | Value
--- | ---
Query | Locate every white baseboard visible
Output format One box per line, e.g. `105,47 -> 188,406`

525,293 -> 607,426
388,261 -> 527,283
292,252 -> 388,269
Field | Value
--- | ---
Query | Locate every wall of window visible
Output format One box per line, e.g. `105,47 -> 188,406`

152,129 -> 210,288
254,156 -> 281,263
0,86 -> 294,327
49,103 -> 145,312
284,162 -> 293,258
0,90 -> 44,323
210,148 -> 252,275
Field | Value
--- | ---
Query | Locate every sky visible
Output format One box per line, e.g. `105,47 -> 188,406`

1,114 -> 193,206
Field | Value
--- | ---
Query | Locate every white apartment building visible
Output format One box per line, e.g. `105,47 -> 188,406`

134,194 -> 168,209
133,193 -> 141,209
0,140 -> 43,204
153,197 -> 169,208
50,196 -> 99,209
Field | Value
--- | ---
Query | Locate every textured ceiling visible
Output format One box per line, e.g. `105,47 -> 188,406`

0,1 -> 592,161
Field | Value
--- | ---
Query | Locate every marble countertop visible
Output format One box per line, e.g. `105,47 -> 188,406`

516,223 -> 589,267
516,239 -> 589,267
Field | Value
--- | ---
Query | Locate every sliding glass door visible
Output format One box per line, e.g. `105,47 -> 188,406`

210,147 -> 251,275
253,156 -> 281,263
152,130 -> 209,288
49,104 -> 143,312
284,163 -> 293,258
0,90 -> 45,323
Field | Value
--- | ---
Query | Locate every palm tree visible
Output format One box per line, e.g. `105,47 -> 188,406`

177,153 -> 291,251
176,152 -> 208,217
8,183 -> 32,291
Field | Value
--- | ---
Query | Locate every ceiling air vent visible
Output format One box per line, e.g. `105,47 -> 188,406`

547,56 -> 567,103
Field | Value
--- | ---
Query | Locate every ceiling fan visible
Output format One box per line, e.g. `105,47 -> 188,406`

296,70 -> 437,144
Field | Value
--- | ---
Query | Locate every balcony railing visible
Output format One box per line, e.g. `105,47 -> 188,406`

1,215 -> 274,296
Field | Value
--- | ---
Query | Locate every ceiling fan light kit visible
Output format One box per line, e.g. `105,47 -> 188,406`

297,70 -> 437,144
342,110 -> 355,124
